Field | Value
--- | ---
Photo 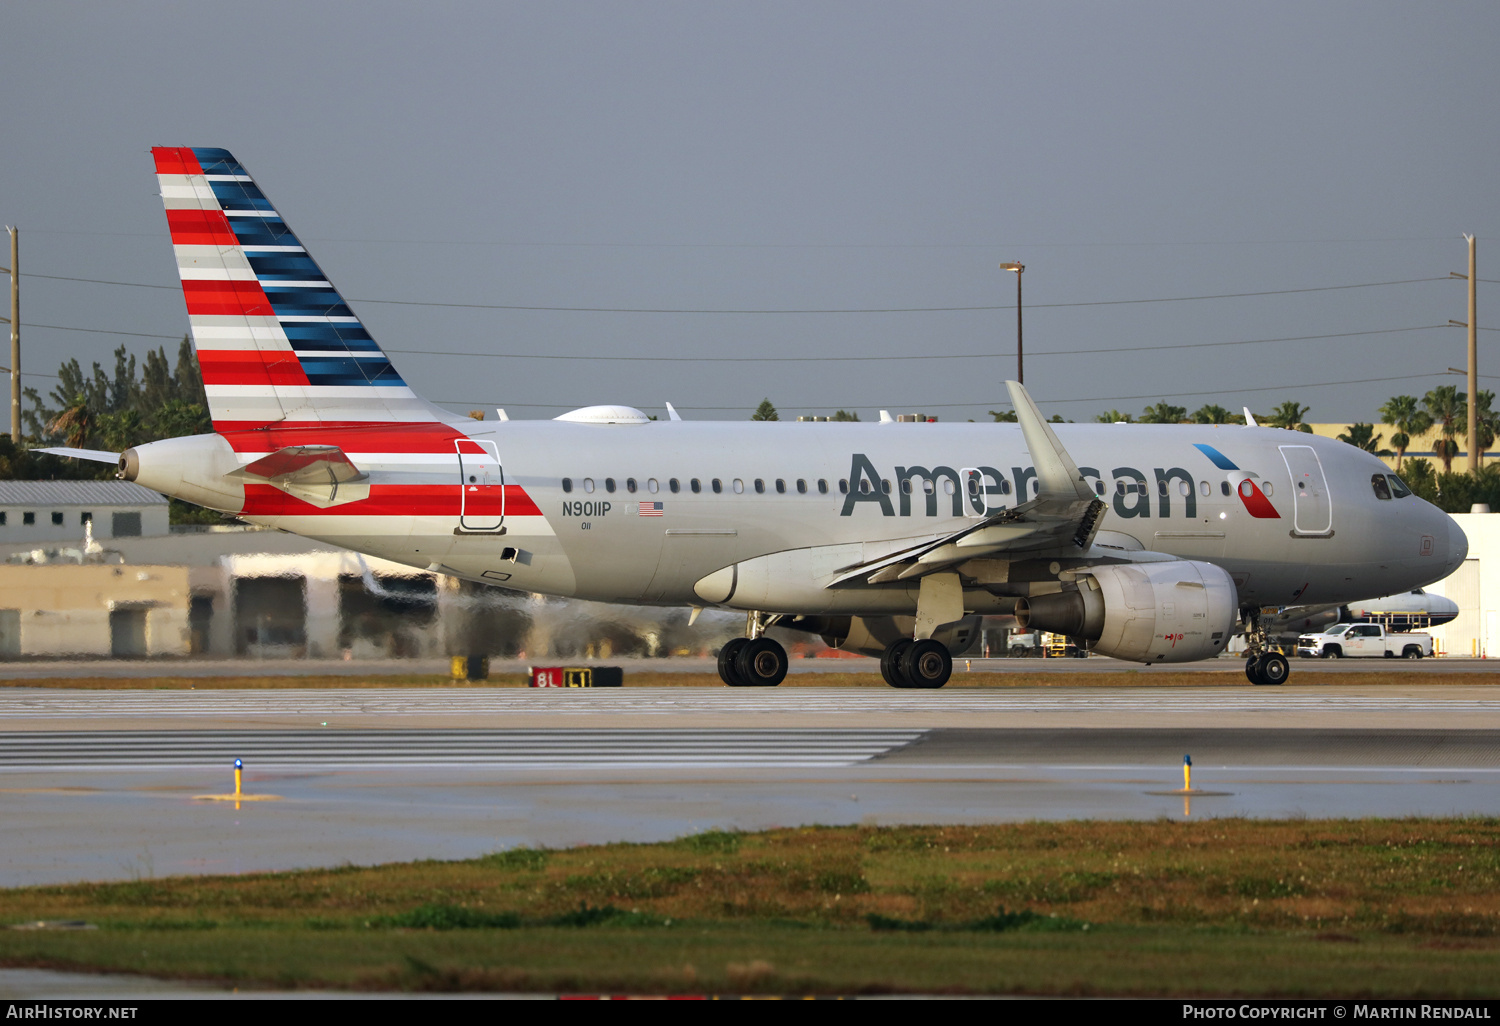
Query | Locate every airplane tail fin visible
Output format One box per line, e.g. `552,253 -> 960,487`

152,147 -> 447,434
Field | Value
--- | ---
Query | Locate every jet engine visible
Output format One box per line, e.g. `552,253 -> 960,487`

1014,560 -> 1236,663
118,433 -> 246,513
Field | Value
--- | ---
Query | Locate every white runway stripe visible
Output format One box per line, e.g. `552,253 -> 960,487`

2,687 -> 1498,719
0,729 -> 925,768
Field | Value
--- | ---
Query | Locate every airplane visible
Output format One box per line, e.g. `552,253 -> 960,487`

1261,587 -> 1461,646
40,147 -> 1470,688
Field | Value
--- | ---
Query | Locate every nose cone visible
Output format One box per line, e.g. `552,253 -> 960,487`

1446,517 -> 1470,577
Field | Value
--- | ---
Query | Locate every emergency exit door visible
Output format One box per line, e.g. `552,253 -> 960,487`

456,438 -> 504,531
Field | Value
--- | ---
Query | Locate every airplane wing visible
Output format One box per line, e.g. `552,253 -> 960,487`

35,447 -> 121,465
828,381 -> 1107,587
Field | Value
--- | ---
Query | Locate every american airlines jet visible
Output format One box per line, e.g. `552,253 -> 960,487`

44,148 -> 1469,688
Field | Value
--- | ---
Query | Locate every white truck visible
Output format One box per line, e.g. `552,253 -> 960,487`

1296,623 -> 1434,659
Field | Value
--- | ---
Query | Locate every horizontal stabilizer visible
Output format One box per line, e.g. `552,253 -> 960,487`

36,447 -> 121,465
226,444 -> 369,507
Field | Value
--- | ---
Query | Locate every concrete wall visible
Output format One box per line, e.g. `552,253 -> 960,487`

0,564 -> 191,658
1421,513 -> 1500,658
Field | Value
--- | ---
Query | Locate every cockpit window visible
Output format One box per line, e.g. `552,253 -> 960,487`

1387,474 -> 1412,498
1370,474 -> 1392,500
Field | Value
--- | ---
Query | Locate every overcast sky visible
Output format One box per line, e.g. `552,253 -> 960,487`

3,1 -> 1496,425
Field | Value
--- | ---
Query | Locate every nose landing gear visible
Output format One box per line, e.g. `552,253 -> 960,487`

1241,607 -> 1290,686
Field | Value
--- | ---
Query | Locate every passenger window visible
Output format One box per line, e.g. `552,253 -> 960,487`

562,478 -> 573,493
647,478 -> 659,494
1221,480 -> 1231,496
1094,480 -> 1105,496
1178,480 -> 1190,497
1262,481 -> 1274,497
754,479 -> 765,494
712,479 -> 723,494
839,479 -> 848,494
818,479 -> 828,494
626,478 -> 637,493
1387,474 -> 1412,498
881,479 -> 891,494
858,480 -> 871,494
733,479 -> 744,494
669,478 -> 680,494
582,478 -> 595,494
797,479 -> 807,494
691,479 -> 701,493
1370,474 -> 1392,501
605,478 -> 616,493
775,479 -> 786,494
1116,480 -> 1127,496
1158,480 -> 1169,497
1199,480 -> 1210,497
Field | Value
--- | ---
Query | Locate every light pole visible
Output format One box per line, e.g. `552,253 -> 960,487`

999,262 -> 1024,384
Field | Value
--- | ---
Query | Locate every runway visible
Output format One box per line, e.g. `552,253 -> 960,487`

2,685 -> 1499,887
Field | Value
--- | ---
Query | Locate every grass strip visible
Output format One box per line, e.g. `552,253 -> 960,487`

1,820 -> 1498,994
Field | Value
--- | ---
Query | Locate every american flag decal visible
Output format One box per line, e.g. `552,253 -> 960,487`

638,501 -> 664,516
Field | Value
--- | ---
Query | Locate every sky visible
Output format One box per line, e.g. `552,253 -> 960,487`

2,1 -> 1497,426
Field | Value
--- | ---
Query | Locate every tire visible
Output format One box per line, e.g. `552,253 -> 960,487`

1321,646 -> 1342,659
881,639 -> 915,688
717,638 -> 751,686
735,637 -> 788,687
1404,646 -> 1423,660
900,639 -> 952,689
1256,652 -> 1290,685
1244,657 -> 1264,685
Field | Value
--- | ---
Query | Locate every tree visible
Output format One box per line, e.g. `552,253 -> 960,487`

829,409 -> 860,422
1191,404 -> 1235,425
1094,410 -> 1134,423
1399,458 -> 1439,504
1266,400 -> 1313,432
1422,386 -> 1466,473
1379,395 -> 1432,472
47,394 -> 97,449
751,398 -> 779,421
1139,402 -> 1187,424
987,409 -> 1017,422
1337,423 -> 1390,456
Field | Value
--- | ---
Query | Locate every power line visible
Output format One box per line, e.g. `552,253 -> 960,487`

435,371 -> 1462,412
20,271 -> 1456,313
389,325 -> 1446,363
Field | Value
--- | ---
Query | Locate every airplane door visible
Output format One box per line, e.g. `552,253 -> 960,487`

1279,445 -> 1332,537
456,438 -> 504,531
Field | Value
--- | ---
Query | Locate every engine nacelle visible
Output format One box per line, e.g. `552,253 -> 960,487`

118,433 -> 245,513
1015,560 -> 1237,663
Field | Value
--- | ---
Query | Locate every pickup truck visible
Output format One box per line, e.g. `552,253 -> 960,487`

1296,623 -> 1434,659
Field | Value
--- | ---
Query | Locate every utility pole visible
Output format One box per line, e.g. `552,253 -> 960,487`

1451,236 -> 1479,472
0,227 -> 16,442
1000,262 -> 1024,385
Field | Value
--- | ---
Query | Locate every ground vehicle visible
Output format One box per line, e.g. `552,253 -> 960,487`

1296,623 -> 1433,659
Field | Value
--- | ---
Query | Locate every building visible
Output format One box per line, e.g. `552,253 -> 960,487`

0,481 -> 169,545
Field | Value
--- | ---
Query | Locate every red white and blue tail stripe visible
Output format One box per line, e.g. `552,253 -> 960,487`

152,147 -> 444,432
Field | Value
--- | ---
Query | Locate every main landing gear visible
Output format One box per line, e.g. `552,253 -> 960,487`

1241,607 -> 1290,686
879,638 -> 953,689
716,612 -> 789,687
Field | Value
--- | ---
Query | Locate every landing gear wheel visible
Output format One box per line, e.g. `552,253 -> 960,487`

718,638 -> 751,686
735,637 -> 788,687
1255,652 -> 1289,686
880,639 -> 915,688
1244,657 -> 1264,685
900,639 -> 953,689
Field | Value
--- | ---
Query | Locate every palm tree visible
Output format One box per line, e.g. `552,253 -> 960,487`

1094,410 -> 1134,423
1191,404 -> 1235,424
1266,400 -> 1313,433
47,394 -> 97,449
1337,423 -> 1391,455
1379,395 -> 1432,472
1422,386 -> 1466,473
1140,402 -> 1187,424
